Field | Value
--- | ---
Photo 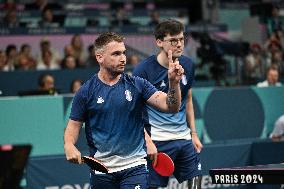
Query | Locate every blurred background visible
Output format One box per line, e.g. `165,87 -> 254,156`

0,0 -> 284,189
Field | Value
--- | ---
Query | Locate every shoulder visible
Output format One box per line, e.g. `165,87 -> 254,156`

123,74 -> 156,95
179,55 -> 195,68
124,73 -> 155,90
83,74 -> 98,87
140,55 -> 157,65
133,55 -> 156,77
123,73 -> 146,84
179,55 -> 195,76
135,55 -> 156,70
76,74 -> 98,97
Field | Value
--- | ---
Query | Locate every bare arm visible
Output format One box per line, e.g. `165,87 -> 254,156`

64,119 -> 83,164
144,129 -> 158,166
146,50 -> 183,113
186,89 -> 203,153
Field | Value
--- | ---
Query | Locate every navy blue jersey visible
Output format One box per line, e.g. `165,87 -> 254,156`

70,73 -> 157,172
133,55 -> 195,141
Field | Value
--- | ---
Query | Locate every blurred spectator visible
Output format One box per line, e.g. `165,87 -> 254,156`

70,79 -> 83,94
61,55 -> 77,69
64,44 -> 75,57
37,50 -> 60,70
17,44 -> 37,70
264,30 -> 284,76
271,49 -> 284,76
148,11 -> 160,26
266,5 -> 284,35
197,33 -> 227,85
264,31 -> 283,50
17,55 -> 31,70
264,31 -> 283,59
127,54 -> 140,68
5,44 -> 18,71
38,73 -> 58,94
275,29 -> 284,49
37,38 -> 61,69
0,9 -> 24,28
243,43 -> 266,85
18,73 -> 58,96
38,8 -> 60,28
125,54 -> 140,75
184,32 -> 201,62
110,7 -> 131,26
70,34 -> 87,67
257,66 -> 282,87
176,10 -> 189,26
270,114 -> 284,142
2,0 -> 17,10
0,50 -> 8,71
85,44 -> 99,68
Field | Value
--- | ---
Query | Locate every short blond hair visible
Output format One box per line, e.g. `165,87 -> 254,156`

94,32 -> 124,53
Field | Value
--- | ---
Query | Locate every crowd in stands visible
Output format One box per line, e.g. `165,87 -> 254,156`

37,73 -> 82,94
0,33 -> 143,72
241,5 -> 284,86
0,34 -> 97,71
0,0 -> 284,88
0,0 -> 177,28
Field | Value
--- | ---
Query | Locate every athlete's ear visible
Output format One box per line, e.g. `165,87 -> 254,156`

95,53 -> 103,64
156,39 -> 163,48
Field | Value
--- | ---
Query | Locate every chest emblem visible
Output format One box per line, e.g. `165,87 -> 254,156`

97,96 -> 104,104
125,90 -> 132,101
182,75 -> 187,85
160,80 -> 166,87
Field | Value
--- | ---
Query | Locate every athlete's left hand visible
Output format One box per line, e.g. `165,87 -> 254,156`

192,134 -> 203,153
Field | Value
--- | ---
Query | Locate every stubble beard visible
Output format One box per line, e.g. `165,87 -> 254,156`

106,66 -> 124,77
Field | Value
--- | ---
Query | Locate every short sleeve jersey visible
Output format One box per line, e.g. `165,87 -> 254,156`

133,55 -> 195,141
70,73 -> 157,172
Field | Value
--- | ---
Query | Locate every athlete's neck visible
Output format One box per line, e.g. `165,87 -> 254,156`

98,70 -> 121,86
157,51 -> 170,68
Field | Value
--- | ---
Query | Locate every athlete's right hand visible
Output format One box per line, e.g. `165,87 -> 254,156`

64,143 -> 82,164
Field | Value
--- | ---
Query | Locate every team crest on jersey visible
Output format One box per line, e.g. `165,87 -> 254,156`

160,80 -> 166,87
97,96 -> 104,104
198,163 -> 202,170
125,90 -> 132,101
181,75 -> 187,85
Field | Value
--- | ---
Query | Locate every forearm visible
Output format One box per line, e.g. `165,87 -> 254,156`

186,90 -> 197,134
187,104 -> 197,134
64,119 -> 81,146
187,89 -> 203,152
167,81 -> 181,112
144,129 -> 152,144
144,128 -> 158,165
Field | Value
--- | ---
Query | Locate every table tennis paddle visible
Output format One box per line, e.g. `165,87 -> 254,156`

81,156 -> 109,173
152,152 -> 174,176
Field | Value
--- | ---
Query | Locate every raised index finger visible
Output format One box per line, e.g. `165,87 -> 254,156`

167,50 -> 173,64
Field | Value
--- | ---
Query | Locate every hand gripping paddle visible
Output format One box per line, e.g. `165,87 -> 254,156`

81,156 -> 109,173
152,152 -> 174,176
